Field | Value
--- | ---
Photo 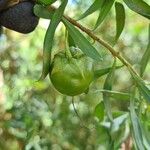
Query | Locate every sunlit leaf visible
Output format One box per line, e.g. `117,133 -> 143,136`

63,18 -> 102,61
123,0 -> 150,19
140,24 -> 150,76
114,2 -> 125,43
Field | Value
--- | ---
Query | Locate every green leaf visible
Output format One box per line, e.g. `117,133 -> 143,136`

123,0 -> 150,19
68,33 -> 76,47
129,88 -> 145,150
78,0 -> 105,20
114,2 -> 125,43
103,59 -> 116,122
94,102 -> 105,121
39,0 -> 68,79
37,0 -> 57,5
130,71 -> 150,103
140,24 -> 150,76
34,4 -> 54,19
94,0 -> 115,29
101,90 -> 130,101
62,18 -> 102,61
94,65 -> 123,80
111,113 -> 128,134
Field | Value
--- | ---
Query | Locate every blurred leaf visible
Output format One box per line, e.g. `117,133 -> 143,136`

140,24 -> 150,76
34,4 -> 54,19
94,102 -> 104,121
130,71 -> 150,102
123,0 -> 150,19
37,0 -> 57,5
40,0 -> 68,79
129,87 -> 145,150
103,59 -> 116,122
68,33 -> 76,47
94,0 -> 115,29
111,114 -> 128,133
101,90 -> 130,101
63,18 -> 102,61
78,0 -> 105,20
94,65 -> 123,80
114,2 -> 125,43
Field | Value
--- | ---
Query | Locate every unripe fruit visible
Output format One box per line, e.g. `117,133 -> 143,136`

0,1 -> 39,33
50,52 -> 94,96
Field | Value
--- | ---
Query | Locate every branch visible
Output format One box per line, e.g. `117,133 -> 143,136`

47,5 -> 138,76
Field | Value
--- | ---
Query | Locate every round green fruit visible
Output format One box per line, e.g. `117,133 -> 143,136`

49,52 -> 94,96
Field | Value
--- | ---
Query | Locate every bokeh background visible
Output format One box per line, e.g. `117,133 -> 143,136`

0,1 -> 149,149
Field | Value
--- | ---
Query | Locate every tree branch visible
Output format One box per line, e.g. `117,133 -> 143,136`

47,5 -> 138,76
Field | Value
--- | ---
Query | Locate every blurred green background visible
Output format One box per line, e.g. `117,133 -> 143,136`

0,1 -> 149,150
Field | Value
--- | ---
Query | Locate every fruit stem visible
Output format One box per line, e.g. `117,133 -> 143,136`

65,29 -> 72,59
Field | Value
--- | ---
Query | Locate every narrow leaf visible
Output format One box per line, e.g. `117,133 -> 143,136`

129,88 -> 145,150
40,0 -> 68,79
140,24 -> 150,76
123,0 -> 150,19
114,2 -> 125,43
68,33 -> 76,47
94,65 -> 123,80
103,59 -> 116,122
94,102 -> 105,121
101,90 -> 130,101
34,4 -> 54,19
130,71 -> 150,103
78,0 -> 105,20
94,0 -> 115,29
111,114 -> 128,133
62,18 -> 102,61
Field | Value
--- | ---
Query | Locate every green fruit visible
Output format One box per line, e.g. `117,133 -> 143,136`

49,52 -> 94,96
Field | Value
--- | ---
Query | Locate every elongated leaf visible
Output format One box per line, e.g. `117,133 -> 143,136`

94,102 -> 104,121
68,33 -> 76,47
111,114 -> 128,133
114,2 -> 125,43
140,24 -> 150,76
102,90 -> 130,101
34,5 -> 55,19
78,0 -> 105,20
103,59 -> 116,122
94,65 -> 123,80
130,71 -> 150,103
40,0 -> 68,79
37,0 -> 57,5
62,18 -> 102,61
94,0 -> 115,29
129,88 -> 145,150
123,0 -> 150,19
